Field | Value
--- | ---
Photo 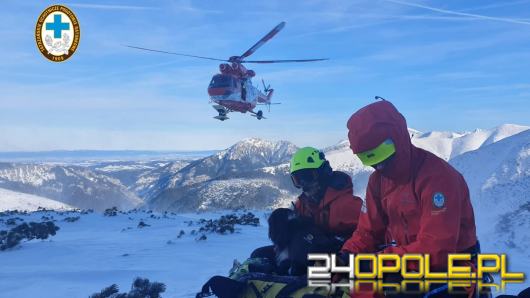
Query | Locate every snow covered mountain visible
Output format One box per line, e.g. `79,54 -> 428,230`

89,160 -> 190,198
148,138 -> 298,211
412,124 -> 528,160
0,163 -> 142,211
168,138 -> 297,188
145,125 -> 529,212
90,160 -> 167,186
320,124 -> 529,194
1,124 -> 528,215
132,160 -> 191,199
0,187 -> 73,211
450,129 -> 530,254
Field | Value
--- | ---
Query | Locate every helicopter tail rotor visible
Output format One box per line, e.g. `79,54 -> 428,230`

262,79 -> 271,93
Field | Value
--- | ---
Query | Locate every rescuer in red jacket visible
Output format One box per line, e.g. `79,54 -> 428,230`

291,147 -> 363,239
251,147 -> 363,273
341,100 -> 479,297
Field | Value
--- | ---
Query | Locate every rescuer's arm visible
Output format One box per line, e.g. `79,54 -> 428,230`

382,171 -> 464,270
332,195 -> 363,239
341,174 -> 387,254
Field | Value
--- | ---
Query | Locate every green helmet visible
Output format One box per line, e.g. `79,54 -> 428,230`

290,147 -> 325,174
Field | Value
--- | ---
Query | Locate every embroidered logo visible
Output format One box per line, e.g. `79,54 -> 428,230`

432,192 -> 446,209
36,5 -> 80,62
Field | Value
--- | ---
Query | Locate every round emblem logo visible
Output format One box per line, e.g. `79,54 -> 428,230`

432,192 -> 446,209
35,5 -> 80,62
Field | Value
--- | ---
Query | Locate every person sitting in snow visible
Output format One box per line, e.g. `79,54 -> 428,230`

251,147 -> 363,274
340,99 -> 482,297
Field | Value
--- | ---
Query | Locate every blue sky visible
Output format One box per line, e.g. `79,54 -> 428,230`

1,0 -> 530,151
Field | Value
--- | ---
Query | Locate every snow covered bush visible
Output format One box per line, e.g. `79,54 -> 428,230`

0,221 -> 60,250
196,212 -> 260,235
64,216 -> 80,222
104,207 -> 119,217
90,277 -> 166,298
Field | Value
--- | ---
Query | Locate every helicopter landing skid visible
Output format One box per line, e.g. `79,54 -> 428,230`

250,110 -> 266,120
213,105 -> 229,121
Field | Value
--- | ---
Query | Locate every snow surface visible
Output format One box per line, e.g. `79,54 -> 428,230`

0,210 -> 527,297
0,163 -> 143,211
450,130 -> 530,256
0,188 -> 73,211
412,124 -> 529,160
0,210 -> 271,298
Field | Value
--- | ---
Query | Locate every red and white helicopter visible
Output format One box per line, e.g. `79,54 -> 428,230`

126,22 -> 327,121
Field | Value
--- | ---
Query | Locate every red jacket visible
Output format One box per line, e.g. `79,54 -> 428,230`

295,171 -> 363,239
342,101 -> 478,271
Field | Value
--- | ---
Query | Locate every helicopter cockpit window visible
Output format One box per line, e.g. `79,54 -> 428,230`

209,75 -> 235,88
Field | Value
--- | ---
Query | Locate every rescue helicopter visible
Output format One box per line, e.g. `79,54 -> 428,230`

126,22 -> 327,121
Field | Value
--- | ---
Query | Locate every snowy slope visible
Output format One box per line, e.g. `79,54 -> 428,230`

90,160 -> 165,188
412,124 -> 528,160
0,124 -> 525,213
147,126 -> 529,211
0,187 -> 73,211
0,210 -> 527,297
148,139 -> 298,211
0,210 -> 271,298
168,138 -> 297,188
89,160 -> 190,198
132,161 -> 191,200
450,129 -> 530,254
152,175 -> 296,212
0,163 -> 143,211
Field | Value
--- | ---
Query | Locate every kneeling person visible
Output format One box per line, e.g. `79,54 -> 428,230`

252,147 -> 363,274
290,147 -> 362,240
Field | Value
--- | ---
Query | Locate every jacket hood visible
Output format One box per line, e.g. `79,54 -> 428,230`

346,100 -> 412,182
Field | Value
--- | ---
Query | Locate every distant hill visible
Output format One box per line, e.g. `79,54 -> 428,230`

148,138 -> 299,211
0,187 -> 73,211
0,150 -> 216,162
450,129 -> 530,254
0,163 -> 142,211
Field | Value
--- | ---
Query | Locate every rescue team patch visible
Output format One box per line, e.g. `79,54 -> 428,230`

432,192 -> 446,209
36,5 -> 80,62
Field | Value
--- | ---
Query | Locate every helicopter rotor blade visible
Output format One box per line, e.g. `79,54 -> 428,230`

241,58 -> 328,63
124,45 -> 229,62
239,22 -> 286,59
